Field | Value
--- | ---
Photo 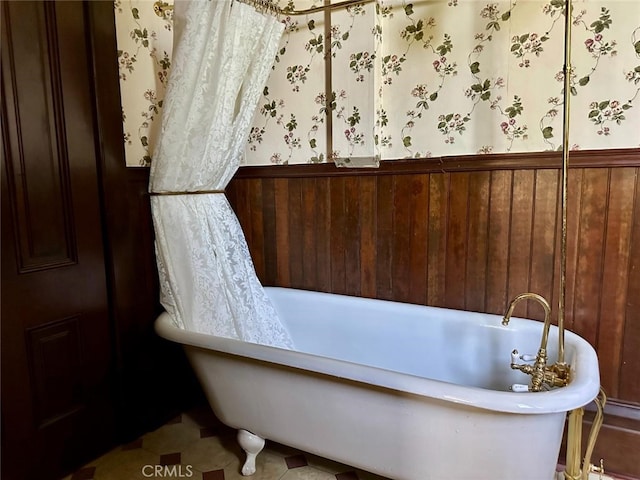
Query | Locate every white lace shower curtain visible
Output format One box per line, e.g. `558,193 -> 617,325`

149,0 -> 293,349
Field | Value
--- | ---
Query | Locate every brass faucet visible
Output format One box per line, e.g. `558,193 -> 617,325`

502,292 -> 570,392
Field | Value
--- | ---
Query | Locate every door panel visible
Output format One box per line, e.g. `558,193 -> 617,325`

1,2 -> 116,479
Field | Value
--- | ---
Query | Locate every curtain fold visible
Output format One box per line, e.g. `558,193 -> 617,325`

149,0 -> 293,349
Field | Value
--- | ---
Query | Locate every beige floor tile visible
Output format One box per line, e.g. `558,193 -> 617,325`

181,435 -> 242,472
63,406 -> 396,480
280,465 -> 337,480
85,447 -> 161,480
276,449 -> 390,480
223,450 -> 289,480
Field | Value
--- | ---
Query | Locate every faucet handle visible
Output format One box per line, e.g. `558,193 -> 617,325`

589,459 -> 605,478
511,349 -> 536,363
511,349 -> 520,364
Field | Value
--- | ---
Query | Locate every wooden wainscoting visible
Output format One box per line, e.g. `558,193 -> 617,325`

227,148 -> 640,478
87,0 -> 202,444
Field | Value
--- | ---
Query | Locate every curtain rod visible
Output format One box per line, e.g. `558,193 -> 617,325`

154,0 -> 376,19
280,0 -> 376,16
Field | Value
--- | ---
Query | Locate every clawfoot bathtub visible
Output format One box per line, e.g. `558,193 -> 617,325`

155,287 -> 600,480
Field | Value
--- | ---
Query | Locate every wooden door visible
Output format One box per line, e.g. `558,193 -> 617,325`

1,2 -> 116,479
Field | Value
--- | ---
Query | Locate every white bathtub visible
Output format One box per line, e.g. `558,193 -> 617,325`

154,287 -> 601,480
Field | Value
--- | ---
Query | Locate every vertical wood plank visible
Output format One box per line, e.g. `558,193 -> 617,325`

409,174 -> 429,305
301,178 -> 318,290
376,175 -> 393,300
620,167 -> 640,403
261,178 -> 278,286
233,179 -> 252,247
485,170 -> 512,314
465,171 -> 490,313
564,168 -> 584,332
315,177 -> 332,292
427,173 -> 448,307
288,178 -> 304,288
598,168 -> 635,398
359,176 -> 377,298
572,168 -> 608,346
226,181 -> 238,213
393,175 -> 413,303
330,177 -> 346,294
274,178 -> 290,287
445,172 -> 468,310
344,177 -> 361,296
508,170 -> 535,318
248,178 -> 265,281
528,169 -> 559,322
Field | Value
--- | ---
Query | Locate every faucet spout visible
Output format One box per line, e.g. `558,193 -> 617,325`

502,293 -> 552,350
502,292 -> 569,392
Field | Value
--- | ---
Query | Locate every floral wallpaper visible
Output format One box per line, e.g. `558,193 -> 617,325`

114,0 -> 640,167
114,0 -> 173,166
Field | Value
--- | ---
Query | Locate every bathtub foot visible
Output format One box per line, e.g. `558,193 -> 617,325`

237,429 -> 265,476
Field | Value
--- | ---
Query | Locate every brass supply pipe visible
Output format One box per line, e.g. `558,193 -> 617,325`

557,0 -> 573,370
564,388 -> 607,480
581,388 -> 607,480
564,408 -> 584,480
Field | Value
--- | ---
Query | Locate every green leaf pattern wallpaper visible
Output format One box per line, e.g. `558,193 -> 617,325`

114,0 -> 640,167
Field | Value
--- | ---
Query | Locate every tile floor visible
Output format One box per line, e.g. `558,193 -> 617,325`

62,404 -> 621,480
61,405 -> 390,480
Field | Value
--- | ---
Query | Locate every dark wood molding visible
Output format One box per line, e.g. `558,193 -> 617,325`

596,399 -> 640,422
234,148 -> 640,178
85,1 -> 201,443
1,1 -> 78,273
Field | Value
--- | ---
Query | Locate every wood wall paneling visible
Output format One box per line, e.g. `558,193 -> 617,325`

620,169 -> 640,403
86,0 -> 203,443
376,175 -> 393,300
427,173 -> 448,307
408,175 -> 428,305
228,151 -> 640,478
391,175 -> 412,303
465,171 -> 490,313
599,169 -> 636,400
573,169 -> 608,347
229,155 -> 640,405
344,177 -> 361,297
507,169 -> 535,318
444,173 -> 468,311
485,170 -> 512,314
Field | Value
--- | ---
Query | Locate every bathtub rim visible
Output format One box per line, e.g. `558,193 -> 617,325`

154,289 -> 601,415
